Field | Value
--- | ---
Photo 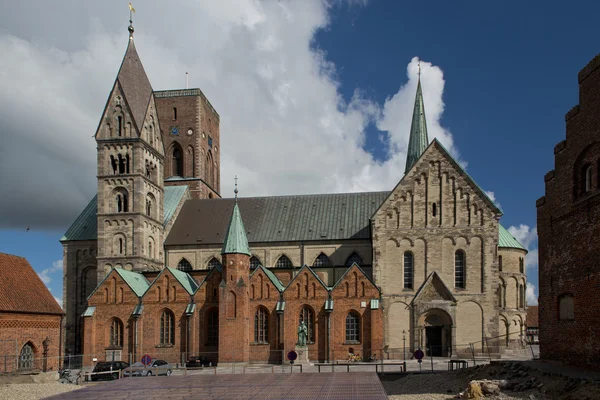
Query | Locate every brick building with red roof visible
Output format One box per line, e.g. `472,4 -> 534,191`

0,252 -> 64,372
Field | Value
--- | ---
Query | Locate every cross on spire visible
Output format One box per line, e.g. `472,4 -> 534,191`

234,175 -> 239,201
128,2 -> 136,39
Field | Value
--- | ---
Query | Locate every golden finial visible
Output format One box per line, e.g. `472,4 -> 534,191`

128,3 -> 136,39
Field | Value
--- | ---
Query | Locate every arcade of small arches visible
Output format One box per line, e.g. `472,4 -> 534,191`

175,252 -> 367,272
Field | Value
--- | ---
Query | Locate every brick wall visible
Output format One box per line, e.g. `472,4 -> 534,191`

537,53 -> 600,370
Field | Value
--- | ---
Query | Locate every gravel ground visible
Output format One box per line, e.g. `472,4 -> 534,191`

0,383 -> 82,400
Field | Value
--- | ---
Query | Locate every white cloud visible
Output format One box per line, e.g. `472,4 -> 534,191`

38,259 -> 63,285
485,190 -> 501,210
0,1 -> 458,229
507,224 -> 538,270
526,282 -> 538,306
53,296 -> 63,309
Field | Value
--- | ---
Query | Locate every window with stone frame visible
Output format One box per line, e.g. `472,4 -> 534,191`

559,294 -> 574,320
208,257 -> 222,270
274,255 -> 292,268
177,258 -> 192,272
498,255 -> 503,272
254,307 -> 269,344
250,256 -> 261,269
109,318 -> 123,348
345,252 -> 363,267
206,308 -> 218,346
299,306 -> 315,343
160,310 -> 175,345
345,311 -> 360,343
312,253 -> 332,267
519,257 -> 524,273
454,250 -> 466,289
403,251 -> 414,289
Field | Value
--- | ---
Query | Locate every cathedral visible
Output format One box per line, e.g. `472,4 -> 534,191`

61,21 -> 528,365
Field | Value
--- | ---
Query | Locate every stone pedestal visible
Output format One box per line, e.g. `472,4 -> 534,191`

294,345 -> 310,364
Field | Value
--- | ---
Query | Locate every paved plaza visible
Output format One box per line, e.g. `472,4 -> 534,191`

44,372 -> 387,400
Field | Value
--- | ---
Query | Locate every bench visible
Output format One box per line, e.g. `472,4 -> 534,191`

313,362 -> 406,373
447,360 -> 469,370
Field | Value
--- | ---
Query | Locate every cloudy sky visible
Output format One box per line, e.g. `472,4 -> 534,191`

2,0 -> 598,307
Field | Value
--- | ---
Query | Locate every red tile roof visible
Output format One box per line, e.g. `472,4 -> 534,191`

0,252 -> 64,315
526,306 -> 539,327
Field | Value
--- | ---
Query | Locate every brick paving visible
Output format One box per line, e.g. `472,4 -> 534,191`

44,372 -> 387,400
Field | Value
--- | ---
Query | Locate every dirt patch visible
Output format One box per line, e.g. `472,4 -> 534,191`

382,361 -> 600,400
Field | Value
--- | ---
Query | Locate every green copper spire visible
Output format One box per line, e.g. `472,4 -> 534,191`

404,62 -> 429,174
221,177 -> 251,256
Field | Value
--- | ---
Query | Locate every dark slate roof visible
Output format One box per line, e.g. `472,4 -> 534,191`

165,191 -> 389,246
0,253 -> 64,315
61,187 -> 188,242
116,39 -> 153,132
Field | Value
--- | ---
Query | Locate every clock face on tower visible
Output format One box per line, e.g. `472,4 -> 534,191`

187,128 -> 193,136
171,126 -> 179,136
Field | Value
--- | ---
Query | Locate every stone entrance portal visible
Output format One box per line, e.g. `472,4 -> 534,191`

418,309 -> 453,357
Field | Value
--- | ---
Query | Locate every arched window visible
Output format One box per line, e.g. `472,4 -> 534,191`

206,151 -> 214,187
345,311 -> 360,342
177,258 -> 192,272
146,199 -> 152,217
432,203 -> 437,217
18,343 -> 34,370
498,255 -> 503,272
345,252 -> 363,267
148,239 -> 153,259
254,307 -> 269,343
519,257 -> 524,273
519,284 -> 524,308
160,310 -> 175,345
585,165 -> 592,192
206,308 -> 218,346
299,306 -> 315,343
250,256 -> 261,269
173,107 -> 177,120
119,238 -> 124,255
109,318 -> 123,348
110,155 -> 117,174
455,250 -> 466,289
559,294 -> 574,320
173,144 -> 183,177
117,115 -> 123,137
403,251 -> 414,289
275,255 -> 292,268
208,257 -> 222,270
312,253 -> 332,267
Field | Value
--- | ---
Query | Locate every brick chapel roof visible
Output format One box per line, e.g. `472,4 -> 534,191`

526,306 -> 538,327
0,252 -> 64,315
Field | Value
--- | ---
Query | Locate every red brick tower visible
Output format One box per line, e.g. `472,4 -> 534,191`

218,185 -> 251,364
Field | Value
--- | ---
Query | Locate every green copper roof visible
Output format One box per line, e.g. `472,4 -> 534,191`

221,202 -> 251,256
114,268 -> 151,297
167,267 -> 199,295
61,186 -> 188,242
405,79 -> 429,174
498,224 -> 527,251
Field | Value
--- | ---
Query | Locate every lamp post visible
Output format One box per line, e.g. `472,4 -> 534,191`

42,337 -> 50,372
402,330 -> 406,361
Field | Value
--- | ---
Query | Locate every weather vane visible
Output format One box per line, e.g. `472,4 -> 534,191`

128,2 -> 136,38
234,175 -> 239,201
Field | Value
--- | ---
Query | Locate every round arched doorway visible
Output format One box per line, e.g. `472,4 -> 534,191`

418,309 -> 453,357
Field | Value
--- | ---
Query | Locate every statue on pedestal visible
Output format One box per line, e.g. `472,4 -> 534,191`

297,320 -> 308,347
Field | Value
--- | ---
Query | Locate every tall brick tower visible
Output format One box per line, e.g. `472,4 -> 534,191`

218,184 -> 251,364
94,21 -> 165,281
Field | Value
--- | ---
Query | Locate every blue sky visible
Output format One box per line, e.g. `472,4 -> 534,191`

1,0 -> 596,307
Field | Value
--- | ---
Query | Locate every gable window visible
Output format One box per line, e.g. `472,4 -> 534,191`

160,310 -> 175,345
117,116 -> 123,136
559,294 -> 574,320
109,318 -> 123,348
254,307 -> 269,344
250,256 -> 261,269
313,253 -> 332,267
455,250 -> 466,289
299,306 -> 315,343
177,258 -> 192,272
345,252 -> 363,267
345,311 -> 360,343
208,257 -> 222,270
519,257 -> 524,273
403,251 -> 414,289
498,255 -> 503,272
275,255 -> 292,268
